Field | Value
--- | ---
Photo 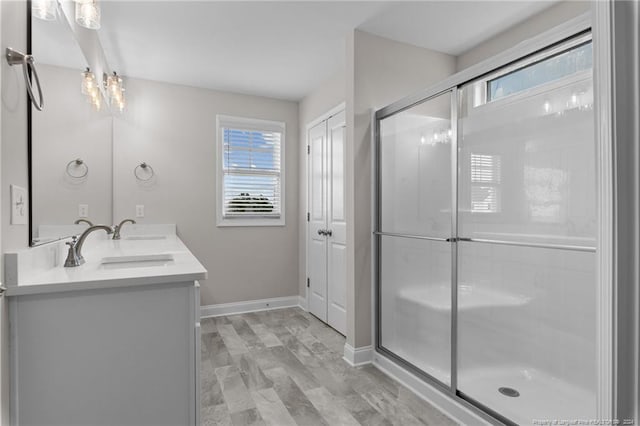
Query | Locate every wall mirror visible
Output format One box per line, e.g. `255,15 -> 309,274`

29,0 -> 113,245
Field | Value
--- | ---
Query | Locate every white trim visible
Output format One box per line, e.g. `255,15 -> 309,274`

372,352 -> 491,426
343,343 -> 373,367
305,102 -> 346,133
200,296 -> 300,318
593,1 -> 615,421
297,295 -> 307,311
215,114 -> 286,228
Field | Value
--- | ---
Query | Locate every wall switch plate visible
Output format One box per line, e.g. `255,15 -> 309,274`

136,205 -> 145,218
78,204 -> 89,218
10,185 -> 27,225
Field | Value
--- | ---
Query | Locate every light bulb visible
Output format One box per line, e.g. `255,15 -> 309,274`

543,101 -> 551,113
32,0 -> 57,21
75,0 -> 100,30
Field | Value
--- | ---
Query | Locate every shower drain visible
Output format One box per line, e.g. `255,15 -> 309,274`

498,387 -> 520,397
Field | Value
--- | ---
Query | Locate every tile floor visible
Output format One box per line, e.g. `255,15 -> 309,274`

201,307 -> 456,425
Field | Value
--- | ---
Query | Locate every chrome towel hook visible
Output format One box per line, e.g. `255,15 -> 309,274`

6,47 -> 44,111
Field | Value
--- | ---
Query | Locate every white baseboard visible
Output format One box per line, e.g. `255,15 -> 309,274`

200,296 -> 301,318
343,343 -> 373,367
372,351 -> 490,425
297,295 -> 307,311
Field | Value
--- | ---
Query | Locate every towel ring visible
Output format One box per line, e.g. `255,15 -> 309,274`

66,159 -> 88,178
134,162 -> 154,181
6,48 -> 44,111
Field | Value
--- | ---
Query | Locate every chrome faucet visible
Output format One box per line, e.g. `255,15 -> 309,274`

64,225 -> 113,267
112,219 -> 136,240
74,218 -> 93,226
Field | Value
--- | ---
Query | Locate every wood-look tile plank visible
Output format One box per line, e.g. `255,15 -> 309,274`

249,323 -> 282,347
304,386 -> 361,426
232,353 -> 273,391
201,403 -> 232,426
263,367 -> 329,426
218,324 -> 249,356
216,365 -> 256,414
230,408 -> 266,426
250,388 -> 297,426
230,317 -> 267,351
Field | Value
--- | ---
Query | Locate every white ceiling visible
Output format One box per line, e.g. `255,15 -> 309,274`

36,1 -> 558,101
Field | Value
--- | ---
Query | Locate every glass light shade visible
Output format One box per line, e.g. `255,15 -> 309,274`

32,0 -> 57,21
81,70 -> 97,95
75,0 -> 100,30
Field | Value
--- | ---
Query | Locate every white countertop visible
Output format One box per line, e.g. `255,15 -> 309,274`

5,233 -> 207,297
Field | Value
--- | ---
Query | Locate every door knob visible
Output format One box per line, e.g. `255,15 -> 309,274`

317,229 -> 326,236
326,229 -> 332,237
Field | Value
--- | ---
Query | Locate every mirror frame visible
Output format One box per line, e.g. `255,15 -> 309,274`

27,0 -> 35,246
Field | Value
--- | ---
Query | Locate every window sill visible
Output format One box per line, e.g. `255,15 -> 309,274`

216,217 -> 285,227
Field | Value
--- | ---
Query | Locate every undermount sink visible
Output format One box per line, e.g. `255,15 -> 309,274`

123,235 -> 167,240
100,254 -> 174,269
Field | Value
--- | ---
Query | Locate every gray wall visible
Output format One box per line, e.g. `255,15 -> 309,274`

346,30 -> 456,347
297,66 -> 346,301
1,1 -> 28,423
1,0 -> 28,253
456,1 -> 591,71
113,76 -> 299,306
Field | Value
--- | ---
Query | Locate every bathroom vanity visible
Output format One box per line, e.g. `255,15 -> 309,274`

4,225 -> 206,426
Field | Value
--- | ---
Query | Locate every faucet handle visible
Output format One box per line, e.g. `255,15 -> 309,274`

66,236 -> 78,247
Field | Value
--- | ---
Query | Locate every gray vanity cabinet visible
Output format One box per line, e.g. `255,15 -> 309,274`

9,281 -> 201,426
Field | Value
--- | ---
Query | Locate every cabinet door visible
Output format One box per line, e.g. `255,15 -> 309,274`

308,121 -> 328,322
327,111 -> 347,335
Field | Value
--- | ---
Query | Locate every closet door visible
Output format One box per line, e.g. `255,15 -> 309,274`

308,121 -> 328,322
327,111 -> 347,335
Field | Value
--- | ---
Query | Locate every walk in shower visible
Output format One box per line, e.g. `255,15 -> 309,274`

375,30 -> 597,425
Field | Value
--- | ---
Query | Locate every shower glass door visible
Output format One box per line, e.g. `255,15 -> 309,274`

377,91 -> 454,385
456,35 -> 597,424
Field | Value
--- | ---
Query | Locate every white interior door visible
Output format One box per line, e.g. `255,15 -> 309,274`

307,121 -> 328,322
326,111 -> 347,335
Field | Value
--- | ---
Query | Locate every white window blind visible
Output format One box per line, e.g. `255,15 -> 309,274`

217,116 -> 285,225
471,154 -> 501,213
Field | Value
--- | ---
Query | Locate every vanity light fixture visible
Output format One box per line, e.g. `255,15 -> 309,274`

81,68 -> 102,111
74,0 -> 100,30
32,0 -> 57,21
105,71 -> 126,112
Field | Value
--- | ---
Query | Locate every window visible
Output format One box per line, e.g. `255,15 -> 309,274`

216,115 -> 285,226
470,153 -> 501,213
487,40 -> 592,101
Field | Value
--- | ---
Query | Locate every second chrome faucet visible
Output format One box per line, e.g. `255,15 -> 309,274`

112,219 -> 136,240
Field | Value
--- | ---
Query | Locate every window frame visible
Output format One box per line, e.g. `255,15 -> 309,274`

216,115 -> 286,227
463,32 -> 593,109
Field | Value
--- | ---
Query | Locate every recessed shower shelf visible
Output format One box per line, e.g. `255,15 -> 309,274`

397,284 -> 530,311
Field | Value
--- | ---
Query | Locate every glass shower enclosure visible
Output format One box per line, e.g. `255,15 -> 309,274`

375,32 -> 596,425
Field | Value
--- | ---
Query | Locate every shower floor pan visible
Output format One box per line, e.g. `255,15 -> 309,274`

458,365 -> 596,425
